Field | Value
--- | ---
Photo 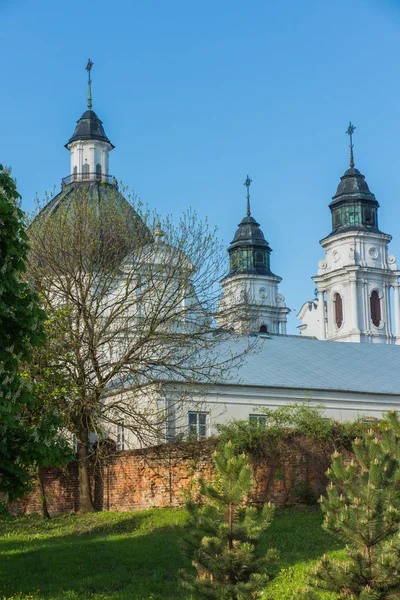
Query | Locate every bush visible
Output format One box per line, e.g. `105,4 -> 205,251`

217,403 -> 376,458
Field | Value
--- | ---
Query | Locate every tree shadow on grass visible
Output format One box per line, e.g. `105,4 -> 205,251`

0,527 -> 190,600
0,508 -> 342,600
261,507 -> 344,568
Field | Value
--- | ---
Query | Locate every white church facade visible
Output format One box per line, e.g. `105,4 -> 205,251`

297,124 -> 400,344
34,68 -> 400,449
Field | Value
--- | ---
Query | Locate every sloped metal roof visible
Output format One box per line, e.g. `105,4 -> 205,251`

223,334 -> 400,396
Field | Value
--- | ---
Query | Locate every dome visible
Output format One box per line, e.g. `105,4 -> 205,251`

327,165 -> 382,236
330,167 -> 376,207
33,181 -> 152,246
230,215 -> 270,250
66,109 -> 114,148
225,210 -> 275,278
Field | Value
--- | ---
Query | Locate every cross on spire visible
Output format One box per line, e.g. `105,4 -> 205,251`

346,121 -> 356,168
86,58 -> 93,110
244,175 -> 252,216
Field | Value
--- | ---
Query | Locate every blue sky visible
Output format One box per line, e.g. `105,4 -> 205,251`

2,0 -> 400,333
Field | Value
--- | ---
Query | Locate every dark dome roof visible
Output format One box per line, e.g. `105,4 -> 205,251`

330,167 -> 377,207
230,215 -> 270,249
34,181 -> 151,242
66,110 -> 114,148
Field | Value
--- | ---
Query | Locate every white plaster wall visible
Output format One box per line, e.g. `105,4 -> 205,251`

115,383 -> 400,449
69,140 -> 111,176
311,230 -> 400,344
217,273 -> 289,334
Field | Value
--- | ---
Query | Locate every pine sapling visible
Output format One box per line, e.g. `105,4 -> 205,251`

303,412 -> 400,600
181,440 -> 278,600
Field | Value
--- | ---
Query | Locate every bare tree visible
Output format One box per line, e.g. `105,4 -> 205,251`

27,184 -> 249,513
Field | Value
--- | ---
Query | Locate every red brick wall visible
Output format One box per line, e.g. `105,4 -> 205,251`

10,436 -> 335,515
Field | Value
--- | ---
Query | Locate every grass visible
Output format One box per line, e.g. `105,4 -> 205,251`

0,507 -> 345,600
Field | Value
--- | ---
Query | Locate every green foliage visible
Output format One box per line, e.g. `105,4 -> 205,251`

216,418 -> 271,456
217,404 -> 373,458
181,441 -> 278,600
23,306 -> 76,463
303,410 -> 400,600
0,165 -> 49,501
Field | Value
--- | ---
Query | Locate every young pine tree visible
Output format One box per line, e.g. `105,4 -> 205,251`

181,441 -> 277,600
304,411 -> 400,600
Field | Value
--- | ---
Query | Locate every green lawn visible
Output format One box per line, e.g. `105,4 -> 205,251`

0,507 -> 344,600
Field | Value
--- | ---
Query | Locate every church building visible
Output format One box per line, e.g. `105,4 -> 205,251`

33,65 -> 400,449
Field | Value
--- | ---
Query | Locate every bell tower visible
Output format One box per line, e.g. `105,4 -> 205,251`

313,123 -> 400,344
217,176 -> 290,334
64,59 -> 114,186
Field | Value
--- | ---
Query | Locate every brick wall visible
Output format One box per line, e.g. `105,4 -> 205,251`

10,436 -> 337,515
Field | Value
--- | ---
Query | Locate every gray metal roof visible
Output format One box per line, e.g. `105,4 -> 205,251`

330,167 -> 376,207
66,109 -> 114,148
222,334 -> 400,396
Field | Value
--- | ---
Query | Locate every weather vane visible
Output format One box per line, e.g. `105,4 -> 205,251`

86,58 -> 94,110
244,175 -> 252,216
346,121 -> 356,168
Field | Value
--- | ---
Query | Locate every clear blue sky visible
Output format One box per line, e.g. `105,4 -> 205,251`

2,0 -> 400,333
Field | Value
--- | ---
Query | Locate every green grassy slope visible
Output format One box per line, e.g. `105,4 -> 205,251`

0,508 -> 344,600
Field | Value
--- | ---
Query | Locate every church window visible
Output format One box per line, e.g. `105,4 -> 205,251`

188,412 -> 208,439
249,414 -> 267,428
116,421 -> 125,451
230,251 -> 239,271
333,211 -> 340,228
82,163 -> 90,174
73,166 -> 77,176
254,250 -> 265,267
334,293 -> 343,329
259,325 -> 269,334
370,290 -> 381,327
96,163 -> 101,179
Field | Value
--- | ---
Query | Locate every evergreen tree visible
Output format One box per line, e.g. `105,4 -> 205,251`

304,411 -> 400,600
181,441 -> 277,600
0,165 -> 47,502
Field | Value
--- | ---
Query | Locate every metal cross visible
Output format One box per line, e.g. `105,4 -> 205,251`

86,58 -> 93,82
346,122 -> 356,147
346,122 -> 356,167
244,175 -> 252,216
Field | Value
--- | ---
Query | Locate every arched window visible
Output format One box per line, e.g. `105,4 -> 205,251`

254,250 -> 265,267
96,163 -> 101,178
370,290 -> 381,327
334,293 -> 343,329
82,163 -> 90,174
259,325 -> 268,334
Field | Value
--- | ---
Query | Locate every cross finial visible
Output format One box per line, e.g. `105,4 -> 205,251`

86,59 -> 94,110
346,121 -> 356,168
244,175 -> 252,216
154,221 -> 165,242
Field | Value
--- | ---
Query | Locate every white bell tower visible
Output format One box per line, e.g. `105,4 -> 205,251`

312,123 -> 400,344
217,176 -> 290,335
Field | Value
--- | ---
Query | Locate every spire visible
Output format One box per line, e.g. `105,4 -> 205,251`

346,121 -> 356,168
244,175 -> 252,216
86,58 -> 93,110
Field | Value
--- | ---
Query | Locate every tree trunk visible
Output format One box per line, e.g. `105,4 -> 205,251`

77,428 -> 95,513
37,466 -> 50,519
